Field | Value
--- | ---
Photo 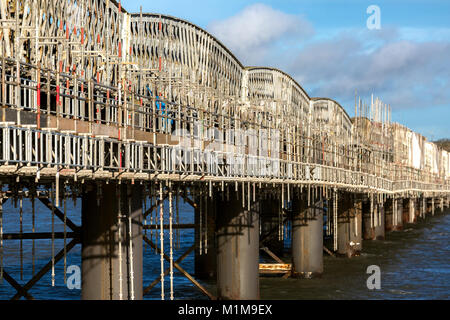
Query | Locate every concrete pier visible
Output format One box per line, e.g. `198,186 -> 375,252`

404,198 -> 417,224
216,192 -> 260,300
81,183 -> 143,300
291,197 -> 323,277
194,195 -> 217,280
363,199 -> 385,241
385,198 -> 393,231
337,194 -> 361,257
349,200 -> 363,254
386,198 -> 403,231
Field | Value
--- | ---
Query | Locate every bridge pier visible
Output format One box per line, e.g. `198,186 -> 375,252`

81,183 -> 143,300
405,198 -> 417,224
291,197 -> 323,277
431,198 -> 435,216
363,198 -> 385,240
350,200 -> 363,253
396,198 -> 404,230
386,198 -> 403,231
399,199 -> 408,225
385,198 -> 394,231
194,194 -> 217,280
337,194 -> 361,257
419,197 -> 425,219
216,192 -> 260,300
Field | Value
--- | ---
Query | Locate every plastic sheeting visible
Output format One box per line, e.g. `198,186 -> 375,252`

411,133 -> 422,170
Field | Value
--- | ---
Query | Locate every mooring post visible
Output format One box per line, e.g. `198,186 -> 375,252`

81,183 -> 143,300
216,191 -> 260,300
291,195 -> 323,277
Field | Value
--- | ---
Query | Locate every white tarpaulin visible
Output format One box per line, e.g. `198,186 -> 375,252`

411,133 -> 422,169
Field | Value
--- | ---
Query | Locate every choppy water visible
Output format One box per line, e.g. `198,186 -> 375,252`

0,198 -> 448,300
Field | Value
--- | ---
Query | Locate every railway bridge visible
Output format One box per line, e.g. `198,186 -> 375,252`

0,0 -> 448,300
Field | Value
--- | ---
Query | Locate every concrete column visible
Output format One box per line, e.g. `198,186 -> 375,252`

82,183 -> 143,300
349,200 -> 362,254
405,198 -> 416,224
291,196 -> 323,278
194,195 -> 216,280
216,192 -> 260,300
374,202 -> 385,240
385,198 -> 394,232
409,198 -> 416,223
260,198 -> 283,256
337,193 -> 361,257
363,199 -> 385,240
398,198 -> 406,226
386,198 -> 403,231
417,198 -> 423,220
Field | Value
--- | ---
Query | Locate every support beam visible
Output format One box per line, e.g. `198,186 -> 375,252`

143,237 -> 215,300
81,183 -> 143,300
11,239 -> 78,300
216,191 -> 260,300
291,196 -> 323,277
143,244 -> 195,296
2,270 -> 34,300
1,232 -> 78,240
39,198 -> 80,232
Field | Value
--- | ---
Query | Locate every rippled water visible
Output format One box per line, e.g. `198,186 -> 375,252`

261,210 -> 450,300
0,198 -> 448,300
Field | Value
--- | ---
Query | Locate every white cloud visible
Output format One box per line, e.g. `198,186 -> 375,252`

288,32 -> 450,111
208,4 -> 450,137
207,3 -> 314,65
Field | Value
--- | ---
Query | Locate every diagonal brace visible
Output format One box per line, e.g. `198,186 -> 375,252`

143,244 -> 195,295
143,236 -> 215,300
2,271 -> 34,300
11,239 -> 79,300
38,198 -> 80,232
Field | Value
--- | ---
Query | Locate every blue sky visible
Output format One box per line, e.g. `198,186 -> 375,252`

123,0 -> 450,140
